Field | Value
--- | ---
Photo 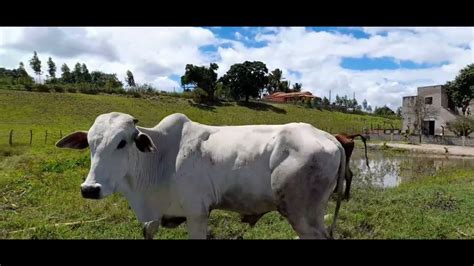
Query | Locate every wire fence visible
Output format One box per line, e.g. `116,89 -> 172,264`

0,129 -> 65,146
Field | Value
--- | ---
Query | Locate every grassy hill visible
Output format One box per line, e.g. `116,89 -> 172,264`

0,89 -> 400,146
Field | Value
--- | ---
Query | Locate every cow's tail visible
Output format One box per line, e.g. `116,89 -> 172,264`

329,143 -> 346,239
348,134 -> 370,169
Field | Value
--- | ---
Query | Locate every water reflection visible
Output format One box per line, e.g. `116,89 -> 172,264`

350,149 -> 474,188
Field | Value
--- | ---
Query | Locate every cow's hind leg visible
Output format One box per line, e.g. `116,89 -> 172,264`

278,199 -> 329,239
186,215 -> 209,239
143,220 -> 160,240
274,175 -> 334,239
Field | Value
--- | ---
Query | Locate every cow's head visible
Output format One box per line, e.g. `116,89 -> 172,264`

56,112 -> 157,199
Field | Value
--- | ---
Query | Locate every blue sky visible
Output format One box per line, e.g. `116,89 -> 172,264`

0,27 -> 472,109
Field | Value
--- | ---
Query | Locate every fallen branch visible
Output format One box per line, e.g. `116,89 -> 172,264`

9,217 -> 108,234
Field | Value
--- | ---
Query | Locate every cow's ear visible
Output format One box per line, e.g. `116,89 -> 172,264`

56,131 -> 89,149
135,132 -> 157,153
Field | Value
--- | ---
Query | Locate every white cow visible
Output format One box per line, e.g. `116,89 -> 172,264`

56,112 -> 346,239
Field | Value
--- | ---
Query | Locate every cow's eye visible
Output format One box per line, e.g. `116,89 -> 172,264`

117,140 -> 127,149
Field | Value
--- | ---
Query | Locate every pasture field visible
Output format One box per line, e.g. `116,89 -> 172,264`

1,89 -> 472,239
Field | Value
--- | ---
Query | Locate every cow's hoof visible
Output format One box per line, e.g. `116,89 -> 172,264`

143,224 -> 154,240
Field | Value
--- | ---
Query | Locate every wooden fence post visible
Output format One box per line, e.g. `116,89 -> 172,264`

9,129 -> 13,146
30,130 -> 33,145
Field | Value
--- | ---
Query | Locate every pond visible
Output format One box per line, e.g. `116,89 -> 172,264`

350,148 -> 474,188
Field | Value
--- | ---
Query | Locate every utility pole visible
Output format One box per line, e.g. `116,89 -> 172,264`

329,90 -> 331,103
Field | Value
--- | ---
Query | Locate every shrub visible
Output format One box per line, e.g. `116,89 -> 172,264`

35,84 -> 50,93
127,88 -> 141,98
24,84 -> 33,91
446,116 -> 474,137
182,90 -> 193,99
78,84 -> 99,95
66,87 -> 77,93
192,88 -> 208,104
53,85 -> 64,93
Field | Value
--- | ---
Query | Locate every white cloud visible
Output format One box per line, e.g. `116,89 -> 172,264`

214,27 -> 474,110
0,27 -> 216,90
152,76 -> 180,92
0,26 -> 473,110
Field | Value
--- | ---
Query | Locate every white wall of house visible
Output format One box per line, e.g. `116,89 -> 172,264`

402,85 -> 461,136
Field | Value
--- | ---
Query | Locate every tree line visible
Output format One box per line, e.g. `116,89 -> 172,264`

181,61 -> 303,103
0,53 -> 401,117
0,51 -> 139,95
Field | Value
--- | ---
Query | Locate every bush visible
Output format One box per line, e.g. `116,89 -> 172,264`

53,85 -> 64,93
35,84 -> 50,93
78,84 -> 99,95
66,87 -> 77,93
182,90 -> 193,99
127,88 -> 141,98
446,116 -> 474,136
192,88 -> 208,104
24,84 -> 33,91
115,87 -> 126,94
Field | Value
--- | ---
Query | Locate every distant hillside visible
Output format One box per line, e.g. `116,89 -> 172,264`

0,90 -> 401,145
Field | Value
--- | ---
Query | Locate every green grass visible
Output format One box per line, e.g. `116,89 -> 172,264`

0,89 -> 399,146
333,167 -> 474,239
1,144 -> 472,239
3,89 -> 471,239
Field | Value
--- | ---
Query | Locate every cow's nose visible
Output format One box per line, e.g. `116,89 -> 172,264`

81,185 -> 101,199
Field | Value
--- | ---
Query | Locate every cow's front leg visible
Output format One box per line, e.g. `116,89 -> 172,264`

143,220 -> 160,240
186,215 -> 209,239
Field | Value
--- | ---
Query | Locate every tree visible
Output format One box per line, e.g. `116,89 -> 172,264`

17,62 -> 32,85
81,63 -> 91,83
61,64 -> 73,83
220,61 -> 269,102
367,105 -> 372,112
396,106 -> 402,117
334,95 -> 341,106
181,63 -> 219,102
348,98 -> 358,109
267,68 -> 283,94
215,82 -> 230,100
313,97 -> 322,106
73,63 -> 82,83
322,96 -> 330,106
446,116 -> 474,137
126,70 -> 136,87
445,63 -> 474,116
29,51 -> 42,83
292,82 -> 302,92
374,105 -> 395,116
18,62 -> 28,77
279,80 -> 290,93
362,99 -> 368,110
90,71 -> 123,88
47,57 -> 56,82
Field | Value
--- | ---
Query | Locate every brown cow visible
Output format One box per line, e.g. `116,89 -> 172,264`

334,133 -> 369,200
